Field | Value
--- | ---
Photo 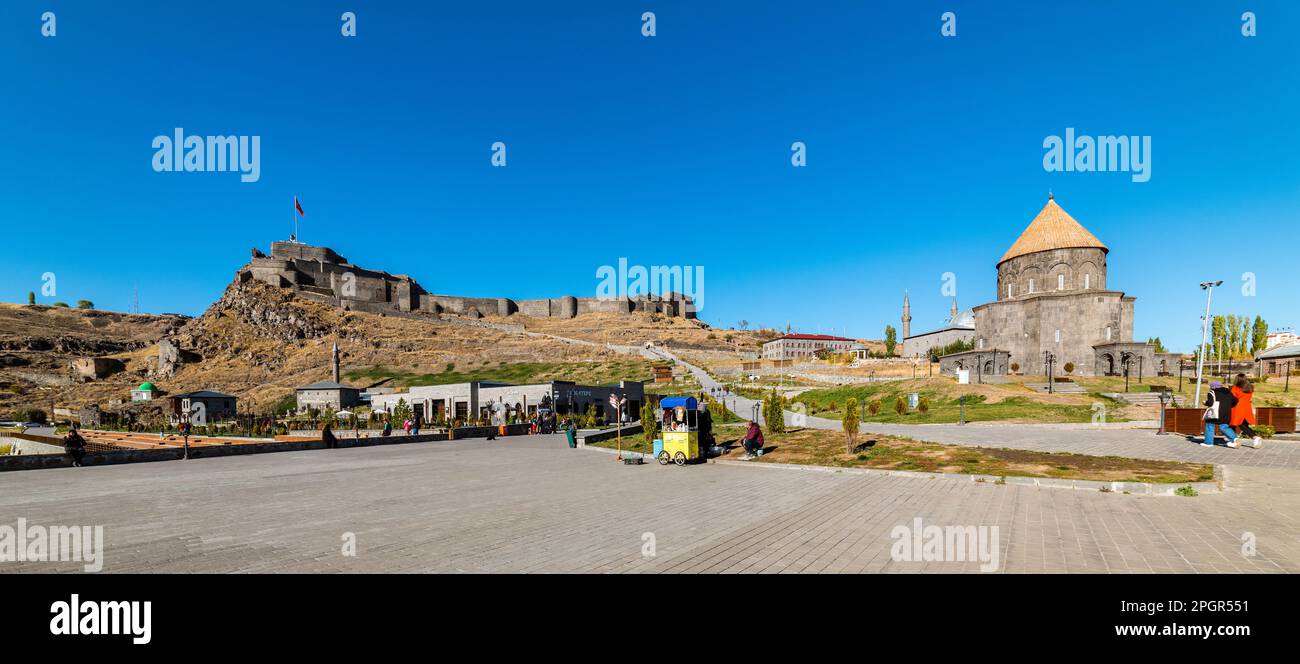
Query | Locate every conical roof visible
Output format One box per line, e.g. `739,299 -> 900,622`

998,196 -> 1107,265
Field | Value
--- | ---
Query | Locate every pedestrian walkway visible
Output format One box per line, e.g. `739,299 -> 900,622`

1,435 -> 1296,573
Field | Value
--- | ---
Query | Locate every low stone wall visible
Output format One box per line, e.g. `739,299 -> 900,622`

0,423 -> 533,473
1,436 -> 65,455
576,423 -> 644,446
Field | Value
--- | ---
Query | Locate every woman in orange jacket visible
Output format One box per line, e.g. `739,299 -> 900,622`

1230,375 -> 1262,449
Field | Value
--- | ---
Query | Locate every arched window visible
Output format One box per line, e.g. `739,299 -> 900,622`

1105,326 -> 1112,341
1057,274 -> 1065,290
1007,284 -> 1014,298
1083,274 -> 1091,289
1028,278 -> 1035,294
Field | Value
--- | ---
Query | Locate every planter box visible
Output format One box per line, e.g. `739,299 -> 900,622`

1165,408 -> 1206,435
1257,407 -> 1297,433
1166,406 -> 1296,434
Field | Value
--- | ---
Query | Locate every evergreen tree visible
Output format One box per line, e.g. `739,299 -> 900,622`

1251,316 -> 1269,355
842,397 -> 860,454
641,400 -> 658,445
26,291 -> 35,306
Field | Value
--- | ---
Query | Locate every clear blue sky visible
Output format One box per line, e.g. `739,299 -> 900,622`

2,1 -> 1296,351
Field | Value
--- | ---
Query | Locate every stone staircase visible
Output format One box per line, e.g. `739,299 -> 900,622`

1024,382 -> 1088,394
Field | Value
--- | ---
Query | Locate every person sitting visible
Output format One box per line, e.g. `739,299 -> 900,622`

740,420 -> 764,460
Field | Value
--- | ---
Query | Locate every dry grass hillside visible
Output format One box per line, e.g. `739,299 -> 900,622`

0,282 -> 767,418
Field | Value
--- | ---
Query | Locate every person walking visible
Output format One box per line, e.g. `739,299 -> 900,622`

1202,380 -> 1239,448
322,422 -> 337,449
403,419 -> 412,436
63,425 -> 87,467
1231,375 -> 1263,449
382,419 -> 393,437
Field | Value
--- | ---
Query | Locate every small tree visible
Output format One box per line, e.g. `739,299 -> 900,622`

1010,362 -> 1020,374
842,397 -> 860,454
765,388 -> 785,433
391,398 -> 412,426
584,403 -> 598,428
26,291 -> 35,306
641,399 -> 658,446
868,400 -> 881,416
1063,362 -> 1075,375
894,397 -> 907,415
884,325 -> 897,356
918,397 -> 930,414
76,300 -> 94,310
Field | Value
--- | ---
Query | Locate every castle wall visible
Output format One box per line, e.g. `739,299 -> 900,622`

242,243 -> 696,321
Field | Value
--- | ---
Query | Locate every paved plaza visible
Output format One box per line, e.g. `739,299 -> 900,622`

2,433 -> 1299,573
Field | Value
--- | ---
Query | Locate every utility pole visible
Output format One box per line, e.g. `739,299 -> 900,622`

1194,280 -> 1222,408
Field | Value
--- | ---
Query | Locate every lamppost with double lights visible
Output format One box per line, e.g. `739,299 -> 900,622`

1193,280 -> 1223,408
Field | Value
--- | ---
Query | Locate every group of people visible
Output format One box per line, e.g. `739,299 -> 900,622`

1201,374 -> 1263,449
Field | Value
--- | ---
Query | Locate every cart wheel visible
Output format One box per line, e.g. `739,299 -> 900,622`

657,451 -> 670,466
673,451 -> 686,466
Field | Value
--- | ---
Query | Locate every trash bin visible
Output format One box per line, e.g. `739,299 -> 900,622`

565,429 -> 577,448
652,438 -> 664,458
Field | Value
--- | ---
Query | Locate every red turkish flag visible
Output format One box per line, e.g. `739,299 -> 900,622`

295,197 -> 304,216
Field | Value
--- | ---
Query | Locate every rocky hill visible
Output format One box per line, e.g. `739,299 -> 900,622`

0,279 -> 766,421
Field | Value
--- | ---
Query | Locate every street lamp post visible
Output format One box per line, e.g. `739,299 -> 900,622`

1193,280 -> 1223,408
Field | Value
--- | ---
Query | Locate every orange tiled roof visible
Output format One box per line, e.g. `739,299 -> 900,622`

998,197 -> 1107,264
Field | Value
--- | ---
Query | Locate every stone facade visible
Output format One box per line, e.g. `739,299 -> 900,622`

939,349 -> 1011,377
71,357 -> 124,381
237,242 -> 695,320
761,334 -> 857,360
902,325 -> 975,359
370,380 -> 644,426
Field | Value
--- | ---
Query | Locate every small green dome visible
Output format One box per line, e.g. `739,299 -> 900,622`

138,382 -> 157,392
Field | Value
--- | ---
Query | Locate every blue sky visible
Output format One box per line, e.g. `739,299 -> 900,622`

2,1 -> 1296,351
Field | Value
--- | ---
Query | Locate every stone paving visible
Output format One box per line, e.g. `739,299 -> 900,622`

2,434 -> 1298,573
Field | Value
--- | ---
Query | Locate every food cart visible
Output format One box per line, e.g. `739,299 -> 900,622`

657,396 -> 702,466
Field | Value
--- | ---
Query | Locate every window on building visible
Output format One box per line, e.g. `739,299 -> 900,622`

978,338 -> 985,349
1084,274 -> 1091,289
1007,284 -> 1014,298
1054,329 -> 1061,343
1028,278 -> 1035,293
1105,326 -> 1112,341
1057,274 -> 1065,290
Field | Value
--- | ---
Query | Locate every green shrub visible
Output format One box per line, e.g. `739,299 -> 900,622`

1254,424 -> 1275,439
894,397 -> 907,415
918,397 -> 930,414
1174,485 -> 1199,498
868,400 -> 881,416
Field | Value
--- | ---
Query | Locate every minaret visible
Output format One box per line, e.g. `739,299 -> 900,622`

331,342 -> 340,383
902,291 -> 911,339
950,297 -> 958,325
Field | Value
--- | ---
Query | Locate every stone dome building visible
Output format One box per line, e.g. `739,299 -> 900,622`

940,196 -> 1179,378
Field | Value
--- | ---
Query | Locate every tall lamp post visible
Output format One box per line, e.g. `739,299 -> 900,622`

1193,280 -> 1223,408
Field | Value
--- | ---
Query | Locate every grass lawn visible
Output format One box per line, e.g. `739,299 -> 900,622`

790,379 -> 1126,424
710,424 -> 1213,484
346,360 -> 655,388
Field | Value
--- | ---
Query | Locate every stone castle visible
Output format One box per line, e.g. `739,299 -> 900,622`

237,241 -> 696,320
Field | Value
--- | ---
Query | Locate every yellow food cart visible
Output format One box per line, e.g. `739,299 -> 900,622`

658,396 -> 702,466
